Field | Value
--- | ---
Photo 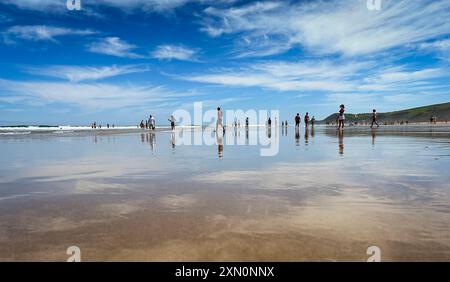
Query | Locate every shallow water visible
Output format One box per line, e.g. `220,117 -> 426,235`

0,126 -> 449,261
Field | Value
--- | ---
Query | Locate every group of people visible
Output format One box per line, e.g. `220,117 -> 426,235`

136,104 -> 433,133
139,115 -> 156,130
91,122 -> 114,129
293,112 -> 316,128
139,114 -> 177,131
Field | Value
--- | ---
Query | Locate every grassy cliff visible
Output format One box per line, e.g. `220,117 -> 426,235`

321,102 -> 450,123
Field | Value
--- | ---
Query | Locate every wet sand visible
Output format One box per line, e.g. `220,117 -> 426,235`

0,126 -> 449,261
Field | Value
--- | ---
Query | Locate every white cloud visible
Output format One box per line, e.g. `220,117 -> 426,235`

0,78 -> 192,111
179,60 -> 372,92
1,0 -> 63,11
201,0 -> 450,57
151,45 -> 199,61
418,39 -> 450,61
23,64 -> 150,82
87,37 -> 143,58
3,25 -> 95,42
2,0 -> 234,13
178,58 -> 450,97
94,0 -> 192,12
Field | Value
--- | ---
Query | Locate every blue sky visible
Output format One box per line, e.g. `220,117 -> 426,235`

0,0 -> 449,125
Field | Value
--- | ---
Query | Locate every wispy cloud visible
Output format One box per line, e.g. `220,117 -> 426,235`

151,45 -> 199,61
23,64 -> 150,82
179,60 -> 372,92
2,0 -> 234,13
0,78 -> 193,111
201,0 -> 450,57
418,39 -> 450,61
178,59 -> 450,96
1,0 -> 63,11
2,25 -> 95,43
87,37 -> 143,58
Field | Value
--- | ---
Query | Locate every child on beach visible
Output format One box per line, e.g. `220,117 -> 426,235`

337,104 -> 345,130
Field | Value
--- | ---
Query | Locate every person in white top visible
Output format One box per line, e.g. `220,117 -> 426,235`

216,107 -> 225,133
149,115 -> 156,130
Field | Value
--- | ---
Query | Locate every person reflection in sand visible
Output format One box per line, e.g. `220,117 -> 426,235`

338,130 -> 344,155
267,127 -> 272,139
295,126 -> 300,146
311,125 -> 315,138
149,132 -> 156,151
141,133 -> 145,144
371,129 -> 377,147
304,127 -> 309,145
216,131 -> 224,158
171,131 -> 176,149
245,127 -> 249,145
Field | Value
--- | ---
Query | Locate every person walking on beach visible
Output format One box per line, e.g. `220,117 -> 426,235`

337,104 -> 345,130
295,113 -> 301,127
370,109 -> 379,128
216,107 -> 225,133
268,117 -> 272,127
304,112 -> 310,127
168,115 -> 176,131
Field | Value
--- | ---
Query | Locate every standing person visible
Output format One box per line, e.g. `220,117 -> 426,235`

216,107 -> 225,133
304,112 -> 310,127
285,120 -> 288,127
245,117 -> 249,127
311,116 -> 315,127
145,119 -> 148,129
140,120 -> 145,129
268,117 -> 272,127
149,115 -> 156,130
295,113 -> 301,127
337,104 -> 345,130
370,109 -> 379,128
168,115 -> 176,131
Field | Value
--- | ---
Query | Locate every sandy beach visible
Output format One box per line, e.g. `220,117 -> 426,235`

0,126 -> 449,261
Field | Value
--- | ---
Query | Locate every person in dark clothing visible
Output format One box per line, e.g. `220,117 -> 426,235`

295,113 -> 301,127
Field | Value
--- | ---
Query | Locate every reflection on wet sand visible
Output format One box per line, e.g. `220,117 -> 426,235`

0,127 -> 449,261
338,130 -> 344,155
217,131 -> 224,158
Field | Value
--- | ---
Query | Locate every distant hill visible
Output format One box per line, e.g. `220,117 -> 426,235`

321,102 -> 450,124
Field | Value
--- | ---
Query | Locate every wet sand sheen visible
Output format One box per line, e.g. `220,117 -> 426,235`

0,127 -> 449,261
